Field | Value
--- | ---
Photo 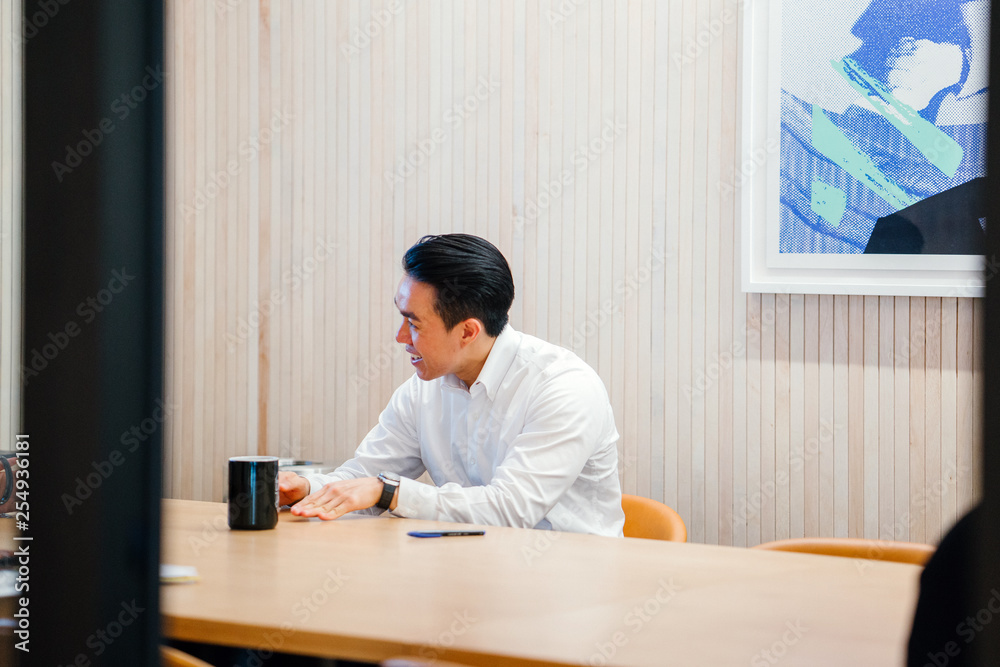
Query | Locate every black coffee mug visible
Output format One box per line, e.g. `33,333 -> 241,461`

228,456 -> 279,530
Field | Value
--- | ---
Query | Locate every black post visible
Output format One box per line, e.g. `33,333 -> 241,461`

22,0 -> 163,664
979,2 -> 1000,664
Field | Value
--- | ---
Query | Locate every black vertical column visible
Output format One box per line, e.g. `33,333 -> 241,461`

980,3 -> 1000,664
22,0 -> 163,664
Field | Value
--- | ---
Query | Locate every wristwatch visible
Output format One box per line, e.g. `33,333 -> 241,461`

376,471 -> 401,510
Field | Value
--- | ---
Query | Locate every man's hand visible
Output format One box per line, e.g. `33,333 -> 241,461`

290,477 -> 390,520
278,471 -> 310,507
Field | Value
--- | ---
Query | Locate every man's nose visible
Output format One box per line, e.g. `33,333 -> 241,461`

396,319 -> 410,344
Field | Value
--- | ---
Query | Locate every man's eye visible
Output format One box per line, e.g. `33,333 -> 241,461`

408,320 -> 417,329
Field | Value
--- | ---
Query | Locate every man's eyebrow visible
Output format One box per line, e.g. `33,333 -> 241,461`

393,296 -> 420,321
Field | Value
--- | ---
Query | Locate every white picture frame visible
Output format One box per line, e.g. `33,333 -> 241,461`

739,0 -> 988,297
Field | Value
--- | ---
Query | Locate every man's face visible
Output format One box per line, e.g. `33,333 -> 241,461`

394,275 -> 463,382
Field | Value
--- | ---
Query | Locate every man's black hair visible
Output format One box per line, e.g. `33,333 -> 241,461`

402,234 -> 514,337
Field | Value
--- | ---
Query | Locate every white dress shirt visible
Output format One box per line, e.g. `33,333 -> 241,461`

304,326 -> 625,536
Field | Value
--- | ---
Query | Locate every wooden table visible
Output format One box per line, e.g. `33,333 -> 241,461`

161,500 -> 920,666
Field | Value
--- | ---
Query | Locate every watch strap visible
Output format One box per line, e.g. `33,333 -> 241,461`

376,474 -> 398,510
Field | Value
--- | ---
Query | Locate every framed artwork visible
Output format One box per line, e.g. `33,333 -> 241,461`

740,0 -> 990,296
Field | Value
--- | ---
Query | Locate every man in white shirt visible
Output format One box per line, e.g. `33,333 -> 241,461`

278,234 -> 624,536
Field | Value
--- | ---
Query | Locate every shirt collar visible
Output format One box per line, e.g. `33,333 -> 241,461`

446,325 -> 519,399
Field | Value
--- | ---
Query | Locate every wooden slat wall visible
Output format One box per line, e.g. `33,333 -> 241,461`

162,0 -> 983,545
0,0 -> 22,452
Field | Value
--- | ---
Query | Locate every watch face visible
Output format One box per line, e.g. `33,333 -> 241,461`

381,471 -> 401,484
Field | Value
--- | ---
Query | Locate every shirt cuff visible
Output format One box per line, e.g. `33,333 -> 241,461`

390,476 -> 437,519
303,473 -> 327,496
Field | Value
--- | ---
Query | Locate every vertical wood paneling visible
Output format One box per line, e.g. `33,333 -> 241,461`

789,294 -> 804,538
847,295 -> 864,537
832,295 -> 848,537
0,0 -> 22,451
258,0 -> 274,462
191,0 -> 206,499
675,0 -> 693,529
973,299 -> 984,503
818,294 -> 833,536
863,296 -> 879,538
894,297 -> 909,541
718,0 -> 738,544
775,294 -> 791,540
638,0 -> 655,507
941,298 -> 959,528
204,1 -> 218,496
803,295 -> 819,536
662,0 -> 680,514
159,0 -> 984,545
179,0 -> 196,501
878,296 -> 894,539
925,297 -> 944,543
649,0 -> 667,506
312,0 -> 327,450
745,294 -> 761,547
910,297 -> 926,543
957,298 -> 976,515
760,293 -> 777,543
689,0 -> 707,546
163,0 -> 177,496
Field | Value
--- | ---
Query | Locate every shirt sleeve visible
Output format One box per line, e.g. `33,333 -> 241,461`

302,377 -> 427,495
391,366 -> 614,528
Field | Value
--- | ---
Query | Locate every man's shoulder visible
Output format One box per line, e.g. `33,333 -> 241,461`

511,331 -> 605,390
512,329 -> 574,365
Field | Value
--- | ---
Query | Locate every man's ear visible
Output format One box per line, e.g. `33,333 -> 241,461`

457,318 -> 483,348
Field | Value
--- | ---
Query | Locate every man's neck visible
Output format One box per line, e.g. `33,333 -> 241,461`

455,335 -> 498,389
